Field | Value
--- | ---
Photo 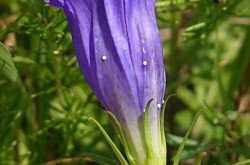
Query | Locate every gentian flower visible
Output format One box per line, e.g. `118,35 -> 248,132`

45,0 -> 166,164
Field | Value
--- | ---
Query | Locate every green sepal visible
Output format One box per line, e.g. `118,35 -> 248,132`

88,118 -> 129,165
106,111 -> 135,165
173,108 -> 205,165
143,99 -> 159,164
160,94 -> 175,165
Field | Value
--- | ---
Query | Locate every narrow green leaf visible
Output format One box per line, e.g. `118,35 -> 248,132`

0,42 -> 30,151
173,108 -> 205,165
166,133 -> 199,147
13,56 -> 36,65
106,111 -> 135,165
181,146 -> 207,160
194,152 -> 207,165
83,152 -> 118,165
0,42 -> 19,82
186,22 -> 206,32
233,160 -> 250,165
88,118 -> 129,165
227,28 -> 250,98
155,0 -> 200,7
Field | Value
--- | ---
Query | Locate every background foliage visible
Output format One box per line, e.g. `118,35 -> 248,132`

0,0 -> 250,164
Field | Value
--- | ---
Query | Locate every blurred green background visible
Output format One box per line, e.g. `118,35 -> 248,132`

0,0 -> 250,164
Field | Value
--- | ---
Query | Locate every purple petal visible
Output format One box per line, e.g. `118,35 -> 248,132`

44,0 -> 64,8
63,1 -> 108,107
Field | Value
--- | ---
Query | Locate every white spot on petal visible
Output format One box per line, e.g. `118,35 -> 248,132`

142,47 -> 147,54
102,55 -> 107,61
162,100 -> 165,104
157,104 -> 161,108
143,61 -> 147,66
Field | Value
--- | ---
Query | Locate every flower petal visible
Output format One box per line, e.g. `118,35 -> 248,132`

44,0 -> 64,8
104,0 -> 165,109
63,0 -> 107,106
103,0 -> 166,158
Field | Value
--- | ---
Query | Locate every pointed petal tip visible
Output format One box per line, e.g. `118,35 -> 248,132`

44,0 -> 64,8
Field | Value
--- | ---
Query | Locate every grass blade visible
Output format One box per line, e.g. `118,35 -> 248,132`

173,108 -> 205,165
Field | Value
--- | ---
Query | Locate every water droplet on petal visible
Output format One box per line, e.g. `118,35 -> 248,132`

102,55 -> 107,61
157,104 -> 161,108
143,61 -> 147,66
162,100 -> 165,104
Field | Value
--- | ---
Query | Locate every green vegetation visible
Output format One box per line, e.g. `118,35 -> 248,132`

1,0 -> 250,164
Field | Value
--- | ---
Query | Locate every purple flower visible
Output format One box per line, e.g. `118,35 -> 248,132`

45,0 -> 166,164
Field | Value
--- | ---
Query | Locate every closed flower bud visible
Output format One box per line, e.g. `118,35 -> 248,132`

45,1 -> 166,164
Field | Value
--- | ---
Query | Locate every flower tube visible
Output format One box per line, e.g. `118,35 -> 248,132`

45,0 -> 166,164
